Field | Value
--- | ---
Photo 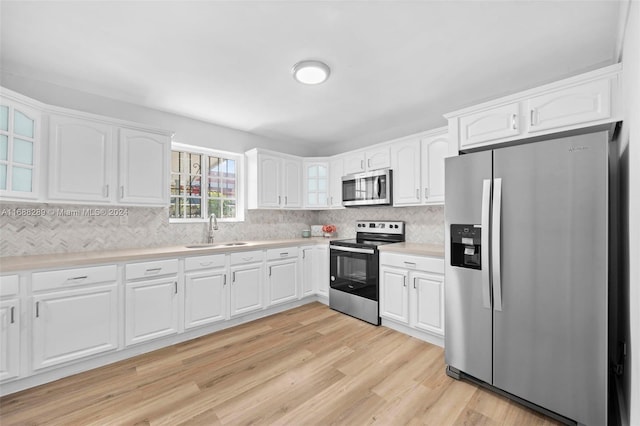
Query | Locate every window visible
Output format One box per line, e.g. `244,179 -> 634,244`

170,143 -> 243,222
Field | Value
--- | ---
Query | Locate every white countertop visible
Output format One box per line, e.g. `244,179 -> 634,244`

378,242 -> 445,258
0,238 -> 330,273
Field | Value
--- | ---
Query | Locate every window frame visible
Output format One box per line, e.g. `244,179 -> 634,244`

169,142 -> 244,223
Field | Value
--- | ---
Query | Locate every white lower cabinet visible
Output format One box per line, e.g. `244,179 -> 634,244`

3,243 -> 335,395
301,245 -> 329,299
125,259 -> 179,346
229,251 -> 264,317
31,266 -> 119,370
301,246 -> 315,297
0,275 -> 20,382
315,245 -> 329,298
380,252 -> 445,342
411,271 -> 444,336
380,267 -> 409,323
184,254 -> 228,329
266,247 -> 298,306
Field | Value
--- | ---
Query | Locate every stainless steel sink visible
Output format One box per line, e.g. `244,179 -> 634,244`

185,242 -> 249,249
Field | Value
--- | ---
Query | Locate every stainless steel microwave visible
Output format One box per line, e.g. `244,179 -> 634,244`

342,169 -> 393,207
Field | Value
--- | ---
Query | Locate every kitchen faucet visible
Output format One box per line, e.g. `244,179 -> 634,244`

207,213 -> 218,243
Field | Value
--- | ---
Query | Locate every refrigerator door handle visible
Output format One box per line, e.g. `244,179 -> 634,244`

481,179 -> 492,309
492,178 -> 503,311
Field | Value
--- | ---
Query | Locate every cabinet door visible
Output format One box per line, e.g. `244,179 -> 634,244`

411,271 -> 444,336
49,116 -> 114,202
315,245 -> 329,297
0,100 -> 39,198
343,152 -> 366,175
366,146 -> 391,171
329,157 -> 344,208
459,102 -> 521,148
267,260 -> 298,306
391,138 -> 421,206
304,162 -> 329,208
421,132 -> 448,204
119,128 -> 169,206
379,266 -> 409,324
0,299 -> 20,381
32,284 -> 118,370
125,278 -> 178,346
230,264 -> 263,316
257,153 -> 281,208
527,78 -> 611,133
282,158 -> 302,208
301,247 -> 315,297
184,269 -> 227,329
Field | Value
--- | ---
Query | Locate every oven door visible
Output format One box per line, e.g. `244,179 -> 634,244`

329,245 -> 379,301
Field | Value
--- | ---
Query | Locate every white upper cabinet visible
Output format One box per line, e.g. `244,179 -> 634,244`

446,64 -> 622,152
118,128 -> 170,206
390,128 -> 448,207
328,156 -> 344,208
246,149 -> 302,209
343,146 -> 391,175
458,102 -> 521,147
254,152 -> 280,208
421,131 -> 448,204
48,115 -> 114,202
391,137 -> 422,206
303,160 -> 329,208
282,158 -> 302,208
1,87 -> 172,206
0,95 -> 40,199
525,78 -> 612,133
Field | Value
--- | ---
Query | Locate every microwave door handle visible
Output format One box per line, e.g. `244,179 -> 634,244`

376,177 -> 381,198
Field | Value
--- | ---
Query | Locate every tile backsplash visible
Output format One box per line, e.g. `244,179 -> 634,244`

317,205 -> 444,244
0,202 -> 443,257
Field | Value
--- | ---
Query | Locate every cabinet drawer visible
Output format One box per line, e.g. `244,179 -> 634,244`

380,253 -> 444,274
184,254 -> 226,271
33,265 -> 117,292
125,259 -> 178,280
0,275 -> 19,296
230,250 -> 264,266
266,247 -> 299,261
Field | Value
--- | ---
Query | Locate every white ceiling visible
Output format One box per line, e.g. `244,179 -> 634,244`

0,1 -> 625,154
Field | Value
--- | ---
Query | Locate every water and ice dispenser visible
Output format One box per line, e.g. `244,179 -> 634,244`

450,225 -> 482,270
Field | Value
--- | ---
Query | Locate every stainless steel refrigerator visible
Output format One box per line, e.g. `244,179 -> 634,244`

444,131 -> 611,425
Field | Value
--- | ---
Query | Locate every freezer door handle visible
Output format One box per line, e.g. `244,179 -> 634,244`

492,178 -> 503,311
481,179 -> 492,309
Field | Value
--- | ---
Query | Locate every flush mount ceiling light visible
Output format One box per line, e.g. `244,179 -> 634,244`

292,60 -> 331,85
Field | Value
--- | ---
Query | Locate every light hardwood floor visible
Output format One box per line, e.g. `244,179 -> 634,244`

0,302 -> 562,425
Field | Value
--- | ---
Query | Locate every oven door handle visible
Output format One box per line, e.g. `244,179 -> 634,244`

329,245 -> 375,255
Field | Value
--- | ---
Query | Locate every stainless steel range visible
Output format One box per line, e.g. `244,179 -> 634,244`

329,221 -> 405,325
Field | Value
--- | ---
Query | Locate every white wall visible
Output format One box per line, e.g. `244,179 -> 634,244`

0,71 -> 317,157
619,1 -> 639,424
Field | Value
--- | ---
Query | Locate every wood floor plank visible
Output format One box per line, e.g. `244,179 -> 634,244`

0,302 -> 564,426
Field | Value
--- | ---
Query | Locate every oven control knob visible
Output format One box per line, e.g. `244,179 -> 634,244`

330,276 -> 336,281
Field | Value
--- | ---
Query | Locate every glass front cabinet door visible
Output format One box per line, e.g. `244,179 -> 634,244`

0,98 -> 39,198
